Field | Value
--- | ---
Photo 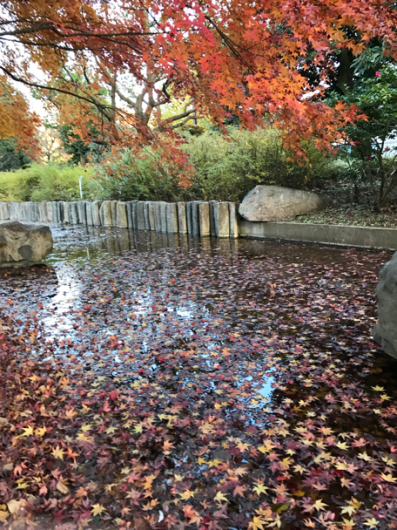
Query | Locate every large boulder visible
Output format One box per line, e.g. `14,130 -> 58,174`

238,185 -> 325,222
0,221 -> 53,267
373,252 -> 397,359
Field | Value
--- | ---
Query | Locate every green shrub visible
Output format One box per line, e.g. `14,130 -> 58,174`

95,127 -> 338,204
0,128 -> 339,204
181,127 -> 336,202
0,164 -> 101,202
96,146 -> 196,202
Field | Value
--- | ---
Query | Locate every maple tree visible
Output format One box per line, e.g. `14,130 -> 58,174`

1,0 -> 397,156
0,76 -> 40,155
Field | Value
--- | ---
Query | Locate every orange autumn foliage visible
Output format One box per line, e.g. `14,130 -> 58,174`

0,0 -> 396,158
0,77 -> 41,155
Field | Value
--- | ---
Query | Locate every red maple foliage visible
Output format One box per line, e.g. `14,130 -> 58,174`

1,0 -> 396,155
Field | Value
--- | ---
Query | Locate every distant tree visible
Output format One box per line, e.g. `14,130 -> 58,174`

36,128 -> 69,163
0,76 -> 40,157
0,138 -> 32,171
59,124 -> 107,166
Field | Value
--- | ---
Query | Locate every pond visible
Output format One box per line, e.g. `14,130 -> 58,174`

0,226 -> 396,529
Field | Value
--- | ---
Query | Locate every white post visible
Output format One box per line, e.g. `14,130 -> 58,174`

79,175 -> 83,199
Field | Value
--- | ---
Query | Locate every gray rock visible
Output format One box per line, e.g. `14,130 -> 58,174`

198,202 -> 210,237
0,202 -> 9,221
136,201 -> 146,230
177,202 -> 187,234
18,202 -> 25,221
43,202 -> 51,223
191,201 -> 200,236
43,202 -> 50,222
228,202 -> 239,238
0,221 -> 53,267
214,202 -> 230,238
186,201 -> 200,236
209,201 -> 217,237
58,202 -> 65,224
117,202 -> 128,228
146,202 -> 155,230
373,252 -> 397,359
51,202 -> 59,224
18,202 -> 26,222
27,202 -> 35,222
110,201 -> 118,227
126,201 -> 136,229
92,201 -> 102,226
77,201 -> 87,225
131,201 -> 138,230
9,202 -> 20,221
21,202 -> 29,222
126,202 -> 133,228
86,202 -> 94,226
186,202 -> 193,235
69,202 -> 79,225
159,202 -> 168,233
153,202 -> 162,232
99,201 -> 113,227
63,203 -> 70,224
167,203 -> 178,233
239,185 -> 324,222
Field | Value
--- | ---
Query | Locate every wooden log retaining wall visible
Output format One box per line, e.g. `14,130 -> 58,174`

0,200 -> 239,238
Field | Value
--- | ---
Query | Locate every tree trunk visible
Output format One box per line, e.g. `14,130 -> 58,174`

336,49 -> 354,94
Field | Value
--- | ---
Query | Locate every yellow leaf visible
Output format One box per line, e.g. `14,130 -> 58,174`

382,455 -> 395,467
56,480 -> 69,494
380,473 -> 397,483
77,432 -> 94,443
258,440 -> 274,454
214,491 -> 228,504
341,505 -> 356,516
91,504 -> 106,516
208,459 -> 221,468
65,408 -> 77,420
358,452 -> 372,462
371,386 -> 384,392
52,446 -> 64,460
293,489 -> 305,497
248,516 -> 266,530
35,427 -> 47,437
19,426 -> 33,437
179,490 -> 195,501
364,518 -> 379,529
7,500 -> 23,515
253,483 -> 268,496
0,511 -> 8,521
313,499 -> 327,511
